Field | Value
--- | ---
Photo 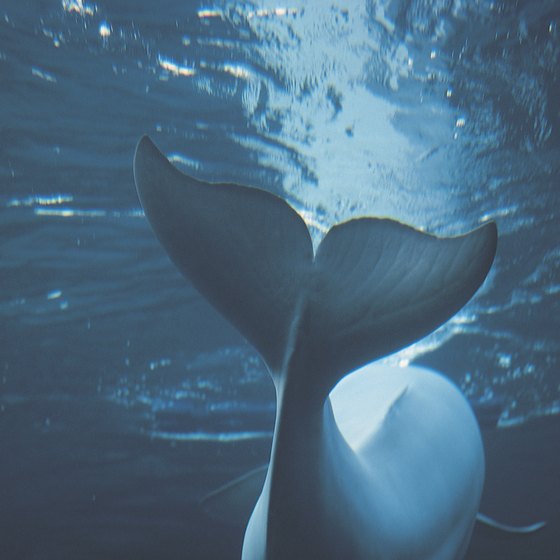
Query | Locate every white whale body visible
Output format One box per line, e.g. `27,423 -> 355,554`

133,135 -> 498,559
200,364 -> 546,539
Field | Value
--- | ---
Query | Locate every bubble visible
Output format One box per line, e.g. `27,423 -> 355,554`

99,21 -> 111,38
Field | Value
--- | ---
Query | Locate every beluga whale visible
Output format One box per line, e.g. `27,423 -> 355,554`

133,135 -> 498,559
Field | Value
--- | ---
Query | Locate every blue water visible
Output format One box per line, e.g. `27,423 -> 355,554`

1,1 -> 559,558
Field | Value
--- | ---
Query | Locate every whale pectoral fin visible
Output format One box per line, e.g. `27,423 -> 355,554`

476,513 -> 547,534
199,465 -> 268,526
134,136 -> 313,372
309,218 -> 497,386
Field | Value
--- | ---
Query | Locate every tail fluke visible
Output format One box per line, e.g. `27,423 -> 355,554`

134,135 -> 313,373
306,216 -> 496,390
134,136 -> 497,396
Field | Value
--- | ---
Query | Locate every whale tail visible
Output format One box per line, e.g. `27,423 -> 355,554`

134,135 -> 497,396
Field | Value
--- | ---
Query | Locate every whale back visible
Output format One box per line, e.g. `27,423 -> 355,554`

329,363 -> 484,559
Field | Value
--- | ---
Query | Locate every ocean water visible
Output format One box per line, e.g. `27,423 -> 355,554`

1,1 -> 559,558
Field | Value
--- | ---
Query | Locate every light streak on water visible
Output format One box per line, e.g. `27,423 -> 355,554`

149,430 -> 273,443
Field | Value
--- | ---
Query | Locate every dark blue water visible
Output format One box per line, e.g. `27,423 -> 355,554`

1,1 -> 559,558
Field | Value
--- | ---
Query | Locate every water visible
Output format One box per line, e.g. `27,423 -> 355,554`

1,1 -> 559,558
